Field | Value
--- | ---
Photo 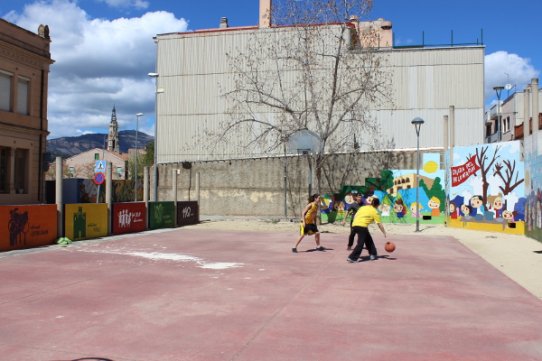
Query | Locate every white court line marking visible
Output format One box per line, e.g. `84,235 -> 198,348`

77,249 -> 243,270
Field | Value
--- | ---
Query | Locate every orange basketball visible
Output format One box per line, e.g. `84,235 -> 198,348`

384,241 -> 396,253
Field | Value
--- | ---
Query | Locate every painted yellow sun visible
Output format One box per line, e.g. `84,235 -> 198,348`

423,160 -> 438,173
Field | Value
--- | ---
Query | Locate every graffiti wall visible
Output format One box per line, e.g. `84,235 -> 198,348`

448,141 -> 525,234
321,153 -> 446,225
525,141 -> 542,242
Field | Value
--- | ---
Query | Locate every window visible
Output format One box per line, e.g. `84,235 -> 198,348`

94,153 -> 100,160
0,72 -> 12,111
16,77 -> 29,115
0,147 -> 10,193
14,149 -> 28,194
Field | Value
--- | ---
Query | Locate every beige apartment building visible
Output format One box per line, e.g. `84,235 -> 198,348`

0,19 -> 53,204
485,78 -> 541,143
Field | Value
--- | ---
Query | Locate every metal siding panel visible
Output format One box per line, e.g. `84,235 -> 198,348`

156,30 -> 484,162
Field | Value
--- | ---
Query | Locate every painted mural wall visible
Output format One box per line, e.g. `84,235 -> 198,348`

321,153 -> 446,225
525,139 -> 542,242
448,141 -> 526,235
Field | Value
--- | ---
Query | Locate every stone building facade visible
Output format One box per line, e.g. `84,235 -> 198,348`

0,19 -> 53,204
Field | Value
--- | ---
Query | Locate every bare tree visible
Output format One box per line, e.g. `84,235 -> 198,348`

214,0 -> 392,195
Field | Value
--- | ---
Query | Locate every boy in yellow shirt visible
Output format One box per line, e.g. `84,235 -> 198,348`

347,197 -> 387,263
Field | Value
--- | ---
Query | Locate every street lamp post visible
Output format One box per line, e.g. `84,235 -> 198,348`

134,112 -> 143,201
411,117 -> 424,232
493,86 -> 504,141
148,72 -> 159,201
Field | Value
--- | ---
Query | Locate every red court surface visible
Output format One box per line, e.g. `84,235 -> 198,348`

1,227 -> 541,361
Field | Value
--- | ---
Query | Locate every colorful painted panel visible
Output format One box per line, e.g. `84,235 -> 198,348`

0,205 -> 58,251
176,201 -> 199,227
321,153 -> 445,225
320,193 -> 346,223
65,203 -> 108,241
378,153 -> 445,224
148,202 -> 175,230
525,142 -> 542,242
448,141 -> 525,234
112,202 -> 147,235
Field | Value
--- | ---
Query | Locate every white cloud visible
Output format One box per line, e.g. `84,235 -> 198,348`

6,0 -> 188,138
484,51 -> 539,101
97,0 -> 149,10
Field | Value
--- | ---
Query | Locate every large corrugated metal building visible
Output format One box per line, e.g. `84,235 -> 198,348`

152,1 -> 484,164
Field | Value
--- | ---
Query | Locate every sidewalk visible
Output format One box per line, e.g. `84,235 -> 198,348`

0,222 -> 541,360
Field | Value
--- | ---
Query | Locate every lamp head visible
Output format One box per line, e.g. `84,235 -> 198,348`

493,85 -> 505,100
148,72 -> 159,78
136,112 -> 143,116
411,117 -> 424,125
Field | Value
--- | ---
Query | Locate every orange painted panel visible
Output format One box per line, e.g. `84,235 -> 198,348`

0,205 -> 58,252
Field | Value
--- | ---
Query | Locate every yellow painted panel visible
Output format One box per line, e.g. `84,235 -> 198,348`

447,218 -> 525,235
65,204 -> 108,241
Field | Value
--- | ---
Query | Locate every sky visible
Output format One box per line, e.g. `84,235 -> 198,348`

1,0 -> 540,139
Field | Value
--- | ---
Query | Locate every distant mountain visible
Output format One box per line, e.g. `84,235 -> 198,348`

46,130 -> 154,162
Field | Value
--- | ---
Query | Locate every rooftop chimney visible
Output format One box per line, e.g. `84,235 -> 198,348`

220,17 -> 229,28
524,85 -> 530,135
260,0 -> 271,28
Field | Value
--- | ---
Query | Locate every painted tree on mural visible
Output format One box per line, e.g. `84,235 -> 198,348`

365,169 -> 394,193
471,145 -> 501,204
419,178 -> 429,199
428,177 -> 446,211
493,159 -> 524,196
216,0 -> 392,199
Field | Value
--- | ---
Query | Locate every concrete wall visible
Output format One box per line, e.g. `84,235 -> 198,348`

155,148 -> 440,218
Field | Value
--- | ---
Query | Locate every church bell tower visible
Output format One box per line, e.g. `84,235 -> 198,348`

107,106 -> 120,153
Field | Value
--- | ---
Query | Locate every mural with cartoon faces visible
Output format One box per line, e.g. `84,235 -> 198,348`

449,202 -> 458,219
469,195 -> 483,212
336,153 -> 445,225
502,210 -> 515,222
393,199 -> 406,219
449,141 -> 526,234
428,196 -> 441,216
410,202 -> 422,218
492,196 -> 504,219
